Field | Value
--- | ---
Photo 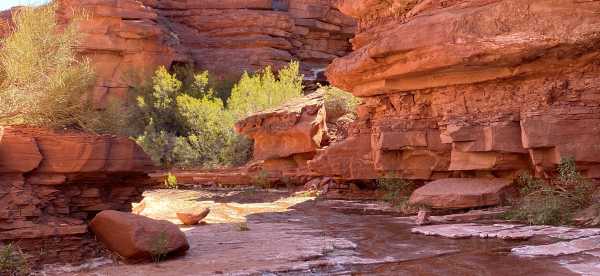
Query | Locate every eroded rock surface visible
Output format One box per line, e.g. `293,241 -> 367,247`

140,0 -> 355,77
236,92 -> 326,174
0,126 -> 154,264
408,178 -> 513,209
90,210 -> 189,261
317,0 -> 600,180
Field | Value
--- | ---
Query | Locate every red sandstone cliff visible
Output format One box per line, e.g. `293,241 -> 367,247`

0,126 -> 155,264
311,0 -> 600,180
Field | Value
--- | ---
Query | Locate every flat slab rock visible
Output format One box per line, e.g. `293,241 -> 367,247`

412,223 -> 600,240
408,178 -> 513,209
413,223 -> 600,259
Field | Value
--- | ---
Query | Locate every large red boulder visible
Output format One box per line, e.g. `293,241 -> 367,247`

408,178 -> 514,209
90,210 -> 189,261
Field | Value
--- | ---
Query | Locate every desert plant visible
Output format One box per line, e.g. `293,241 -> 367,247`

0,244 -> 30,276
164,172 -> 178,189
228,61 -> 303,119
253,169 -> 271,189
377,175 -> 418,209
0,3 -> 97,129
237,222 -> 250,231
321,85 -> 360,122
149,231 -> 169,263
504,158 -> 595,225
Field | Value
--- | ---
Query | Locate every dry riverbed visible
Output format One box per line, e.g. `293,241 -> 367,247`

39,189 -> 600,276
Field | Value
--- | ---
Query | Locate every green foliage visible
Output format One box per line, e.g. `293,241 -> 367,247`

0,3 -> 125,135
253,169 -> 271,189
377,175 -> 418,209
0,3 -> 97,129
0,244 -> 30,276
504,158 -> 595,225
149,231 -> 169,263
321,85 -> 360,122
135,66 -> 244,168
135,61 -> 303,169
164,173 -> 178,189
228,61 -> 303,119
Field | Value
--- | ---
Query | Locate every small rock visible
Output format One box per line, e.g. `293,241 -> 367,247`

177,208 -> 211,225
415,209 -> 431,225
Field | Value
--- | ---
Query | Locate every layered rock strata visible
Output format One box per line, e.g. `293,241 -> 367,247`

235,92 -> 326,176
56,0 -> 185,108
0,126 -> 155,264
140,0 -> 355,78
313,0 -> 600,180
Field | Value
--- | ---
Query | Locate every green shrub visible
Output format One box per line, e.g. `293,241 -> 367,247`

377,175 -> 418,209
253,169 -> 271,189
149,231 -> 169,263
321,85 -> 360,122
228,61 -> 303,119
134,61 -> 303,169
134,66 -> 242,168
0,3 -> 97,129
504,158 -> 595,225
164,172 -> 178,189
0,244 -> 30,276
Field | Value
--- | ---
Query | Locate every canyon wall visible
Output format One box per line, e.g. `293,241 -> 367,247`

309,0 -> 600,180
0,127 -> 155,264
140,0 -> 356,78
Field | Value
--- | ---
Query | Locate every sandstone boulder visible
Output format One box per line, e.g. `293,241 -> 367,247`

90,210 -> 189,261
408,178 -> 513,209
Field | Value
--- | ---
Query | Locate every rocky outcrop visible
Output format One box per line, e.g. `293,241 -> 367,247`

317,0 -> 600,180
90,210 -> 189,261
408,178 -> 513,209
56,0 -> 186,108
141,0 -> 356,78
0,126 -> 155,265
235,92 -> 326,166
0,0 -> 354,107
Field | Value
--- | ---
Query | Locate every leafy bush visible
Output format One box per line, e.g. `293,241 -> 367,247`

0,244 -> 30,276
504,158 -> 595,225
149,231 -> 169,263
135,66 -> 240,168
0,3 -> 129,135
228,61 -> 303,119
134,61 -> 303,168
321,85 -> 360,122
164,173 -> 178,189
377,175 -> 418,210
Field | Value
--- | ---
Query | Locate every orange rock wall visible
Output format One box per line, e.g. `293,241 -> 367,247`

0,127 -> 155,264
314,0 -> 600,180
140,0 -> 355,78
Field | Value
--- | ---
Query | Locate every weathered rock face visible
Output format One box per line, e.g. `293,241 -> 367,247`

408,178 -> 513,209
236,92 -> 326,164
140,0 -> 356,78
0,0 -> 354,107
0,126 -> 155,265
90,210 -> 189,261
318,0 -> 600,180
56,0 -> 185,108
